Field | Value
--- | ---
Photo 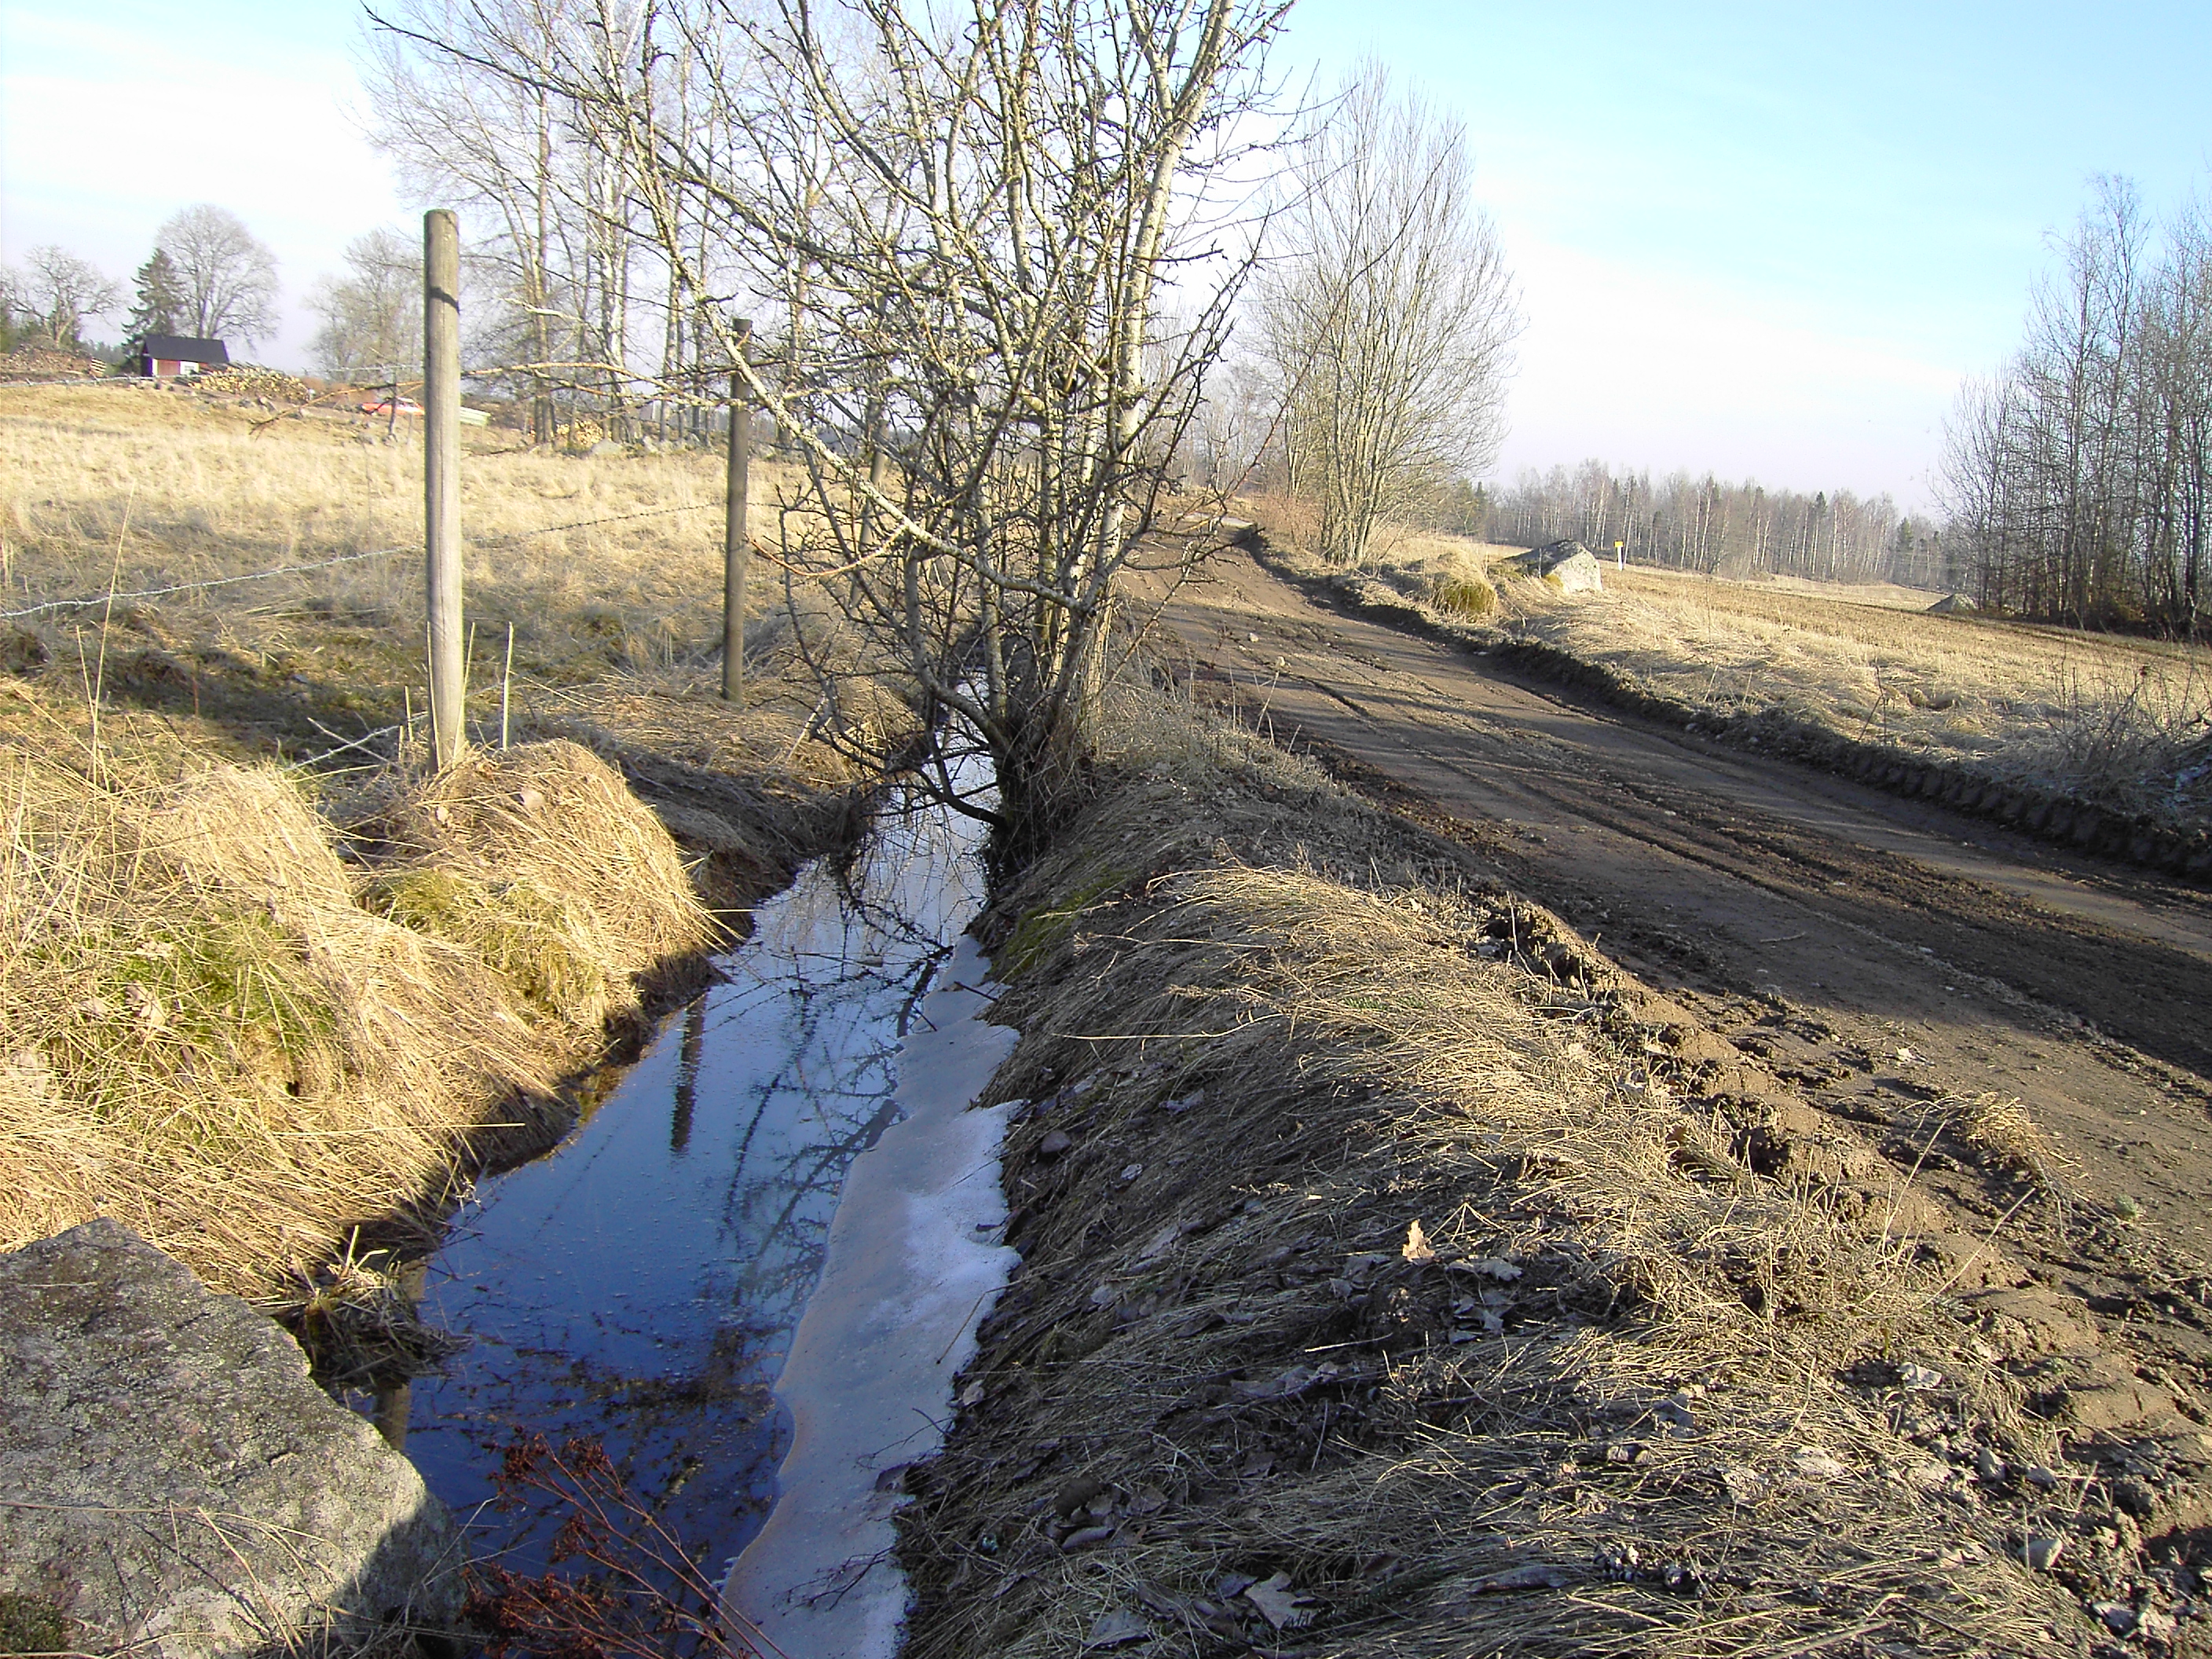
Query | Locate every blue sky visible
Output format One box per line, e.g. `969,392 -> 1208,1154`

6,1 -> 2211,507
1280,2 -> 2212,507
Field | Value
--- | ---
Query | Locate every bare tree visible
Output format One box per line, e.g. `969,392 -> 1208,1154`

365,0 -> 744,445
377,0 -> 1289,838
307,228 -> 423,379
156,204 -> 280,345
1257,70 -> 1520,565
365,2 -> 569,442
0,268 -> 24,347
1939,175 -> 2212,632
16,246 -> 121,350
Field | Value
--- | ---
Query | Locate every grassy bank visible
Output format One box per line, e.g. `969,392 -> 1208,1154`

0,737 -> 716,1297
898,677 -> 2110,1656
0,379 -> 874,1330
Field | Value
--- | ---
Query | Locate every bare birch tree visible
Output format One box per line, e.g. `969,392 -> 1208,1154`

307,228 -> 423,379
1258,70 -> 1519,565
1939,176 -> 2212,631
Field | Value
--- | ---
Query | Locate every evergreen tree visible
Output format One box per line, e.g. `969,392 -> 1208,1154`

126,249 -> 185,340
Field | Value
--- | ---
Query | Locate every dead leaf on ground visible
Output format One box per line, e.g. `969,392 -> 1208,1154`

1053,1475 -> 1107,1517
1723,1465 -> 1768,1504
1136,1222 -> 1181,1262
1402,1218 -> 1436,1262
1459,1562 -> 1572,1595
1793,1446 -> 1847,1480
1445,1255 -> 1522,1281
1243,1572 -> 1319,1631
1082,1610 -> 1152,1649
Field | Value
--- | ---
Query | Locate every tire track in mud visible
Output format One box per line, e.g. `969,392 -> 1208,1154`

1430,742 -> 2212,1082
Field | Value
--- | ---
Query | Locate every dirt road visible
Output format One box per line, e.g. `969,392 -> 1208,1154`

1141,546 -> 2212,1419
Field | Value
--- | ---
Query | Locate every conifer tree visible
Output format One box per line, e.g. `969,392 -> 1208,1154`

127,250 -> 185,339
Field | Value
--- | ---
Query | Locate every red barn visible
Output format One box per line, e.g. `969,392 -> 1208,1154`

135,335 -> 229,378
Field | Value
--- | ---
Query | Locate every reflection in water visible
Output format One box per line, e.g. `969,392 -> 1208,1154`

672,999 -> 703,1157
399,777 -> 991,1576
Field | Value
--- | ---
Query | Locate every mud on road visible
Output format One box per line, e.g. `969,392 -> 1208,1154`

1137,544 -> 2212,1522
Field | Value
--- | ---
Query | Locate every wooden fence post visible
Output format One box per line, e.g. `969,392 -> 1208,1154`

423,209 -> 466,768
722,320 -> 753,705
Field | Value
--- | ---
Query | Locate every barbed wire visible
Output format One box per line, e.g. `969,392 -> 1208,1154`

0,548 -> 410,621
0,501 -> 715,622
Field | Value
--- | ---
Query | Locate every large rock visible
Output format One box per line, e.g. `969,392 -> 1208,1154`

0,1220 -> 461,1659
1500,538 -> 1606,595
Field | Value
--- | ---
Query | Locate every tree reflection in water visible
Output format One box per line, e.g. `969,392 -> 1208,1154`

401,771 -> 991,1577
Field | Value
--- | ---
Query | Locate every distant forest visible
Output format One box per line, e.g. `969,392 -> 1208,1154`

1453,463 -> 1954,591
1944,178 -> 2212,635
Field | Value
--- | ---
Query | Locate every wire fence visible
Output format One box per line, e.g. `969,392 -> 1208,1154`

0,501 -> 715,623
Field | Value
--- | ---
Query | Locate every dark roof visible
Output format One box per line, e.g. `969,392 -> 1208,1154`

137,335 -> 229,364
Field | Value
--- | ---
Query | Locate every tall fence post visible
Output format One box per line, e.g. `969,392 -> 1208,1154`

722,320 -> 753,705
423,209 -> 466,768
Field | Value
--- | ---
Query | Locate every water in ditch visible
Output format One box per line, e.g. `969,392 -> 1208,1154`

393,769 -> 1016,1641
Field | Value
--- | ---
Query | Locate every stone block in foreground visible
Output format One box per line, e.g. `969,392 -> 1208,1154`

0,1219 -> 460,1658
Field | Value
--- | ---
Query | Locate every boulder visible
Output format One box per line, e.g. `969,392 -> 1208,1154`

1926,592 -> 1976,614
0,1220 -> 461,1659
1500,538 -> 1605,595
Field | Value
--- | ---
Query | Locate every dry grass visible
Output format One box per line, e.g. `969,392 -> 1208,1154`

0,379 -> 810,689
1261,504 -> 2212,830
900,676 -> 2099,1657
357,741 -> 712,1032
0,379 -> 879,810
1958,1093 -> 2070,1197
0,737 -> 712,1302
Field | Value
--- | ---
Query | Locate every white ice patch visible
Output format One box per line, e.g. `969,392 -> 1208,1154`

722,932 -> 1020,1659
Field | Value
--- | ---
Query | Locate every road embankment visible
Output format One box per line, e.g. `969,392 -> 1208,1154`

1269,544 -> 2212,882
895,684 -> 2105,1657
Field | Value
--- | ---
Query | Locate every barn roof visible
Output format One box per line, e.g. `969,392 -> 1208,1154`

137,335 -> 229,364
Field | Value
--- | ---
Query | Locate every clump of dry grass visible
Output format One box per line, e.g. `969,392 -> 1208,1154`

2015,661 -> 2212,822
1429,553 -> 1497,619
1957,1092 -> 2069,1196
358,741 -> 714,1034
0,738 -> 711,1299
899,679 -> 2096,1657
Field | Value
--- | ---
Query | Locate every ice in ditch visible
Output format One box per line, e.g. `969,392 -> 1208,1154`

723,929 -> 1020,1659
